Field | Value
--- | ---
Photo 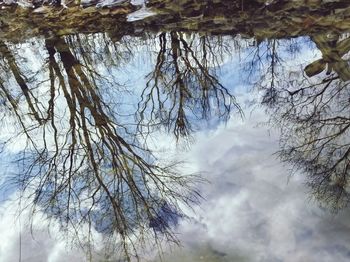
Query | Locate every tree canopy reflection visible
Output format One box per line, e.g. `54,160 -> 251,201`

257,33 -> 350,211
2,26 -> 350,260
0,33 -> 239,260
137,32 -> 239,140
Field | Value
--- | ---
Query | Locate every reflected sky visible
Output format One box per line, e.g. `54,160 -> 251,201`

0,28 -> 350,262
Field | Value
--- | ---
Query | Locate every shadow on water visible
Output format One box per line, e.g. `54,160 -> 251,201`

1,0 -> 350,261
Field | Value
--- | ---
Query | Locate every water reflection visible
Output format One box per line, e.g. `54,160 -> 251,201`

1,7 -> 350,260
137,32 -> 239,140
260,34 -> 350,210
0,32 -> 240,260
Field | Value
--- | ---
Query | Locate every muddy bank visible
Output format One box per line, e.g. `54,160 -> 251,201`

1,0 -> 350,42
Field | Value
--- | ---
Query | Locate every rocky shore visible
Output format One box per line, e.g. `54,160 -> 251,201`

1,0 -> 350,42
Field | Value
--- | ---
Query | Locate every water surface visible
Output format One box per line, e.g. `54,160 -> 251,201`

1,1 -> 350,261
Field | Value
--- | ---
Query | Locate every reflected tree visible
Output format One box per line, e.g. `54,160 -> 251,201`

257,34 -> 350,211
0,36 -> 202,261
137,32 -> 240,141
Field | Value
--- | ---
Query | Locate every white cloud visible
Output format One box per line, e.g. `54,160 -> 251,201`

156,106 -> 350,262
0,192 -> 89,262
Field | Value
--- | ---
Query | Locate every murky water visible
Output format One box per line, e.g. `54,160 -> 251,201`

1,1 -> 350,261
